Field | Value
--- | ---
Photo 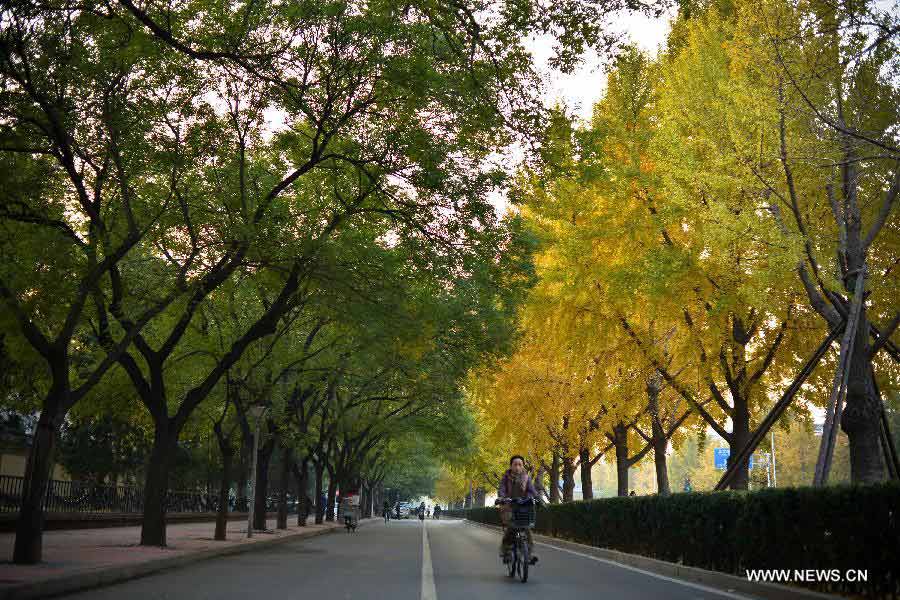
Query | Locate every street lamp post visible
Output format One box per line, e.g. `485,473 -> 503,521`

247,405 -> 267,538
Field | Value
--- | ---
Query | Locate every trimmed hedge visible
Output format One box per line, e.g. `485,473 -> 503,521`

453,483 -> 899,597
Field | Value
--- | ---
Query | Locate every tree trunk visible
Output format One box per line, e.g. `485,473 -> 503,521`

314,461 -> 325,524
214,434 -> 233,541
842,306 -> 885,482
579,448 -> 593,500
253,439 -> 275,531
474,487 -> 486,507
836,147 -> 885,484
234,401 -> 254,513
652,431 -> 670,496
13,400 -> 61,564
533,465 -> 546,501
277,448 -> 291,530
549,451 -> 561,504
326,476 -> 337,522
647,374 -> 671,496
613,424 -> 629,497
293,458 -> 310,526
728,395 -> 751,491
561,455 -> 576,502
236,451 -> 248,513
235,433 -> 251,513
141,424 -> 178,546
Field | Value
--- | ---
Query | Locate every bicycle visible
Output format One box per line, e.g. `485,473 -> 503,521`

344,514 -> 357,532
340,498 -> 359,533
497,497 -> 536,583
344,509 -> 359,532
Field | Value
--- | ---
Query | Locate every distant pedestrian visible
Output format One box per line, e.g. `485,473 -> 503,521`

629,490 -> 636,496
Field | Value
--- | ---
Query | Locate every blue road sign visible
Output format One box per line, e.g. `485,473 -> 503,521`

714,448 -> 728,470
714,447 -> 754,470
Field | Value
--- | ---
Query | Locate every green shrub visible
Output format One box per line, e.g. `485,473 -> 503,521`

456,483 -> 899,597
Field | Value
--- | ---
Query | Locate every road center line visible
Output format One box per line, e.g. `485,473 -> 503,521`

421,520 -> 438,600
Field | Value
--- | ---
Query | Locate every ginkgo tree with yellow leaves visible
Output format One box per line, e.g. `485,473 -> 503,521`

723,0 -> 898,482
466,0 -> 897,497
646,0 -> 898,484
510,44 -> 794,493
634,6 -> 819,491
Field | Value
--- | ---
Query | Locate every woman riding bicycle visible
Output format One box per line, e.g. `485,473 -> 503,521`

498,455 -> 538,565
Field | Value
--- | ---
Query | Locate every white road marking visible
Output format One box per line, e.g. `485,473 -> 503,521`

421,520 -> 438,600
534,541 -> 759,600
463,520 -> 759,600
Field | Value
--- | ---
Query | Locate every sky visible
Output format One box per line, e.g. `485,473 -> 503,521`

529,11 -> 673,122
485,11 -> 673,213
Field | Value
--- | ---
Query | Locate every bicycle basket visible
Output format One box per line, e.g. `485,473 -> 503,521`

510,504 -> 535,527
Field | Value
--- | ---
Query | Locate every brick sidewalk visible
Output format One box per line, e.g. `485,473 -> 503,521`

0,517 -> 344,598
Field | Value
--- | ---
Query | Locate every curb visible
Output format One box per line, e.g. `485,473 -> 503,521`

0,521 -> 359,600
463,520 -> 839,600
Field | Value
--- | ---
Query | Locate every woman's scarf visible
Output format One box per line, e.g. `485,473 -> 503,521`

508,469 -> 528,496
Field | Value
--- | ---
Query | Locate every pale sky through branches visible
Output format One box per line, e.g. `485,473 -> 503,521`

529,11 -> 672,122
487,11 -> 672,215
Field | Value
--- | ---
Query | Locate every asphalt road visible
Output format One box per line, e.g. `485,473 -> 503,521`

59,518 -> 760,600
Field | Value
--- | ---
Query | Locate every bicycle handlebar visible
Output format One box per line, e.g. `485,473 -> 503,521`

494,497 -> 539,506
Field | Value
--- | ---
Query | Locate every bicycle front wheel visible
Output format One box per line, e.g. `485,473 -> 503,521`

518,539 -> 529,583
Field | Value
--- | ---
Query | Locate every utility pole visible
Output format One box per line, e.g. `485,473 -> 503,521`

770,430 -> 777,487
